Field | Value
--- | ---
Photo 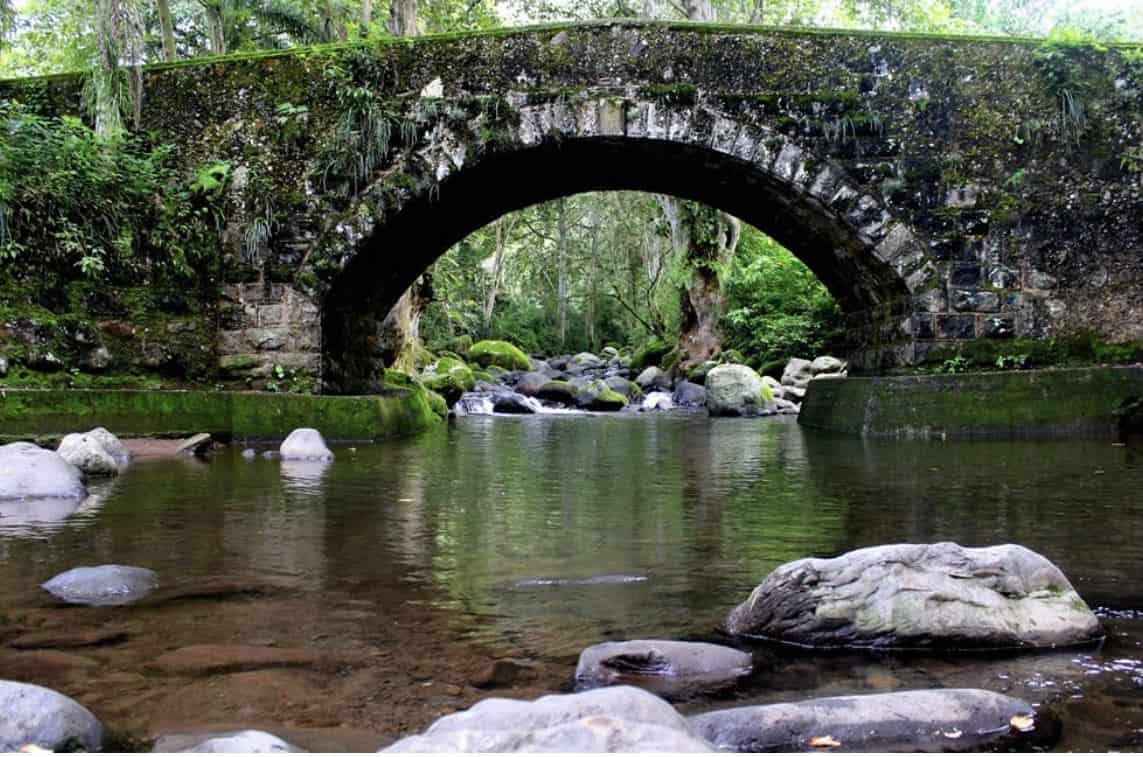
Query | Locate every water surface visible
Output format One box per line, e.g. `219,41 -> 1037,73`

1,415 -> 1141,750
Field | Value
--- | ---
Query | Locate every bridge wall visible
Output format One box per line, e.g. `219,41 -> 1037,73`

3,23 -> 1141,391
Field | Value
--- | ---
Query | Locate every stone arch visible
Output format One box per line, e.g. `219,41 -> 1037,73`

314,95 -> 935,393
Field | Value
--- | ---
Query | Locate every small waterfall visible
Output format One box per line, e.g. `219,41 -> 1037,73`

454,393 -> 496,416
641,391 -> 674,411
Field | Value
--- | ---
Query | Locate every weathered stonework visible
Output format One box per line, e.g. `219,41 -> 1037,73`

4,22 -> 1141,392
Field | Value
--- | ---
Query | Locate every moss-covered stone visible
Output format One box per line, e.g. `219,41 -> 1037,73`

536,379 -> 578,404
469,340 -> 531,371
425,389 -> 449,419
0,388 -> 439,443
576,380 -> 629,411
800,367 -> 1143,439
631,339 -> 673,371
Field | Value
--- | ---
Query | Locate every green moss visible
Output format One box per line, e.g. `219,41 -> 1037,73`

760,383 -> 775,403
0,388 -> 437,442
425,389 -> 449,419
469,340 -> 531,371
631,338 -> 673,371
578,381 -> 628,412
922,334 -> 1143,371
471,369 -> 495,383
383,368 -> 418,390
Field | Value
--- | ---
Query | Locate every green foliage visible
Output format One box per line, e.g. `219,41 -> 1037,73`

995,352 -> 1029,369
1035,28 -> 1101,146
721,226 -> 843,369
631,338 -> 673,370
942,355 -> 971,373
0,101 -> 221,281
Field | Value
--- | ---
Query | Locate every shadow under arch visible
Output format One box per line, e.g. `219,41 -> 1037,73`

321,135 -> 915,393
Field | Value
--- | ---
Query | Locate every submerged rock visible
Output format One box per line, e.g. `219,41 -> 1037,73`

576,640 -> 751,695
42,564 -> 159,606
726,542 -> 1101,649
382,686 -> 711,752
689,688 -> 1046,752
0,442 -> 87,501
0,680 -> 105,752
705,364 -> 772,418
279,429 -> 333,461
154,730 -> 303,753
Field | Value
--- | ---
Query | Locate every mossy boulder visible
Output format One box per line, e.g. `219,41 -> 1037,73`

605,375 -> 642,399
631,339 -> 673,371
383,369 -> 418,390
425,389 -> 449,419
472,369 -> 496,383
577,380 -> 628,412
422,358 -> 476,405
687,361 -> 719,385
536,380 -> 578,405
449,335 -> 474,358
469,340 -> 532,371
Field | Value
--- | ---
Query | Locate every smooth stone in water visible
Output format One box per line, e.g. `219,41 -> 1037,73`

154,730 -> 303,753
780,357 -> 813,388
279,428 -> 333,461
242,448 -> 257,459
57,433 -> 120,476
88,427 -> 130,465
42,564 -> 159,606
641,392 -> 673,411
726,542 -> 1101,649
671,381 -> 706,408
705,364 -> 772,418
576,640 -> 752,694
0,442 -> 87,500
382,685 -> 711,752
689,688 -> 1044,752
0,680 -> 105,752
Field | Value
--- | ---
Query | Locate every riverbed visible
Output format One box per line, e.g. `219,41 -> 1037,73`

1,415 -> 1142,750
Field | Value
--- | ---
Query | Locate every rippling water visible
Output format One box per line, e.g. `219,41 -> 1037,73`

1,415 -> 1142,750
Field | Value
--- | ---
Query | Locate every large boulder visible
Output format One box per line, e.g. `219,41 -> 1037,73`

576,640 -> 751,697
0,442 -> 86,501
491,392 -> 539,415
780,358 -> 813,389
422,358 -> 476,405
42,564 -> 159,606
726,542 -> 1101,649
382,686 -> 711,752
57,432 -> 120,476
604,375 -> 642,400
570,352 -> 604,369
516,371 -> 554,397
536,380 -> 579,406
689,689 -> 1045,752
469,340 -> 532,371
576,381 -> 628,412
671,381 -> 706,408
279,429 -> 333,461
154,730 -> 303,752
0,680 -> 105,752
634,367 -> 670,392
705,365 -> 772,418
810,355 -> 846,377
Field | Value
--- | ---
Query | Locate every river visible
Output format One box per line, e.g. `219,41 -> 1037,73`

1,414 -> 1141,750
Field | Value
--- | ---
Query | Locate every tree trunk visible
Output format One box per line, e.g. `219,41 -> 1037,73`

586,218 -> 599,349
556,197 -> 569,346
387,0 -> 417,35
362,0 -> 372,31
675,205 -> 740,366
156,0 -> 177,60
483,216 -> 515,328
204,0 -> 226,54
682,0 -> 714,21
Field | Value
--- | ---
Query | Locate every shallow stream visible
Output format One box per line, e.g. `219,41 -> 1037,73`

2,415 -> 1142,750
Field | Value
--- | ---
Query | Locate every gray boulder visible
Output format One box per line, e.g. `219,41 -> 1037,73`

780,358 -> 813,389
154,730 -> 303,753
571,352 -> 604,368
774,398 -> 800,415
810,355 -> 846,376
0,680 -> 105,752
42,564 -> 159,606
671,381 -> 706,408
576,640 -> 751,695
705,364 -> 772,418
726,542 -> 1101,649
515,371 -> 552,397
689,689 -> 1043,752
0,442 -> 86,501
382,686 -> 711,752
780,384 -> 806,402
279,428 -> 333,461
604,375 -> 641,399
536,381 -> 578,405
491,392 -> 539,415
634,367 -> 670,392
57,432 -> 120,476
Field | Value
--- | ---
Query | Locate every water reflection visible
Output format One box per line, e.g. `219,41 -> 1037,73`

0,479 -> 113,539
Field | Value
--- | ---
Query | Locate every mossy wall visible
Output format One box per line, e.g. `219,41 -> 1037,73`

0,388 -> 440,442
799,367 -> 1143,438
2,21 -> 1141,389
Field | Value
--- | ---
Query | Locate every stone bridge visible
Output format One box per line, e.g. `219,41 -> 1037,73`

13,21 -> 1143,392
